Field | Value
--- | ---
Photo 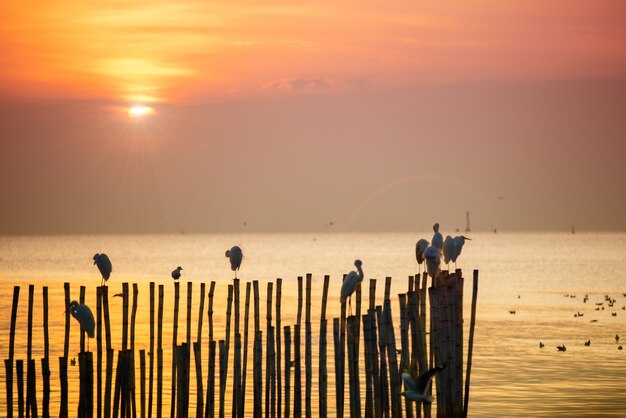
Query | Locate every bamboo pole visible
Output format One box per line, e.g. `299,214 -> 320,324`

254,331 -> 263,418
27,284 -> 36,418
275,278 -> 282,418
376,307 -> 390,418
156,285 -> 164,418
148,283 -> 155,418
96,287 -> 103,418
398,294 -> 412,418
186,282 -> 193,417
42,287 -> 51,418
122,283 -> 129,351
339,275 -> 346,418
218,341 -> 227,418
78,351 -> 94,418
6,286 -> 20,417
367,310 -> 381,418
64,283 -> 71,358
139,350 -> 146,418
102,285 -> 113,418
233,279 -> 240,418
462,270 -> 479,418
369,279 -> 376,312
318,275 -> 329,418
265,282 -> 273,418
177,344 -> 190,418
171,281 -> 180,418
17,360 -> 24,418
206,340 -> 216,418
347,316 -> 361,418
268,326 -> 276,418
196,282 -> 206,418
332,319 -> 340,418
362,313 -> 373,418
241,282 -> 251,418
131,283 -> 139,418
305,274 -> 312,418
283,327 -> 291,418
208,281 -> 216,343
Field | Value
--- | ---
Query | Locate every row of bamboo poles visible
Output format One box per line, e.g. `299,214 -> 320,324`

3,269 -> 478,418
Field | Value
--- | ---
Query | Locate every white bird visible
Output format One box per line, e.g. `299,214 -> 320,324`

401,366 -> 444,403
69,301 -> 95,350
423,245 -> 441,279
225,246 -> 243,278
340,259 -> 364,315
431,223 -> 444,250
93,253 -> 112,286
171,266 -> 183,280
442,235 -> 455,267
451,235 -> 471,268
415,239 -> 429,273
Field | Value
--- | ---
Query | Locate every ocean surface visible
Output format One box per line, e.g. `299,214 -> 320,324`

0,232 -> 625,416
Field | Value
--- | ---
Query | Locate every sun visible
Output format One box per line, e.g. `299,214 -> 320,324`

128,105 -> 154,117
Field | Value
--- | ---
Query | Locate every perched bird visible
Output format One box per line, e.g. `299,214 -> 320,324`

423,245 -> 441,279
415,239 -> 429,273
401,366 -> 444,403
93,253 -> 112,286
172,266 -> 183,280
442,236 -> 455,267
225,246 -> 243,278
584,340 -> 591,346
68,301 -> 95,351
451,235 -> 471,268
557,345 -> 567,352
340,259 -> 364,315
71,358 -> 76,366
619,346 -> 623,350
616,334 -> 620,343
539,342 -> 544,348
113,293 -> 123,298
431,223 -> 444,250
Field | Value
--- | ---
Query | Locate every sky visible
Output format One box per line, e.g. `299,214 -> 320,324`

1,1 -> 626,234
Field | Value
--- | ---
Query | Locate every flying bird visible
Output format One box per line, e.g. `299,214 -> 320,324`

340,259 -> 364,315
401,366 -> 444,403
93,253 -> 112,286
172,266 -> 183,280
69,301 -> 95,350
415,239 -> 429,273
225,246 -> 243,278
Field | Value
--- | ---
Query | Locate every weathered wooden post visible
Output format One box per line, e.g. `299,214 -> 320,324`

157,285 -> 164,418
318,275 -> 329,418
5,286 -> 20,418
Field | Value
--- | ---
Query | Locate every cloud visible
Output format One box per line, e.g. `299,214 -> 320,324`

265,77 -> 332,91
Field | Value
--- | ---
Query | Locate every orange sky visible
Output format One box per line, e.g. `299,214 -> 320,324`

1,1 -> 626,234
2,1 -> 626,104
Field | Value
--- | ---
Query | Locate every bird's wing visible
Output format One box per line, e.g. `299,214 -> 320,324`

402,371 -> 418,392
415,366 -> 444,393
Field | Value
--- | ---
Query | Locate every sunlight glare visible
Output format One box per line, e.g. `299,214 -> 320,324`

128,105 -> 153,117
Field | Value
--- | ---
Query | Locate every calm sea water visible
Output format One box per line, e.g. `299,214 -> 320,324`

0,232 -> 625,416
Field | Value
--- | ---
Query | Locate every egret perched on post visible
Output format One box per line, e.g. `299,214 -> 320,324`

172,266 -> 183,280
452,235 -> 471,269
423,245 -> 441,279
415,239 -> 429,274
442,235 -> 455,267
431,223 -> 444,250
340,259 -> 364,316
69,300 -> 95,350
225,246 -> 243,278
401,366 -> 444,403
93,253 -> 112,286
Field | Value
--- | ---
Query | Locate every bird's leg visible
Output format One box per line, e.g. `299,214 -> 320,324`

348,297 -> 352,317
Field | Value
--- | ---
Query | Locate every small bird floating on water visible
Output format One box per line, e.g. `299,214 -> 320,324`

340,259 -> 364,315
539,342 -> 544,348
93,253 -> 112,286
584,340 -> 591,346
401,366 -> 444,403
557,345 -> 567,352
225,246 -> 243,277
172,266 -> 183,280
616,334 -> 620,343
509,310 -> 516,315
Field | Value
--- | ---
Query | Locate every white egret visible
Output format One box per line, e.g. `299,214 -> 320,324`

69,300 -> 95,350
451,235 -> 471,269
225,246 -> 243,278
172,266 -> 183,280
415,239 -> 429,274
340,259 -> 364,315
423,245 -> 441,279
401,366 -> 444,403
442,236 -> 455,267
93,253 -> 112,286
431,223 -> 443,250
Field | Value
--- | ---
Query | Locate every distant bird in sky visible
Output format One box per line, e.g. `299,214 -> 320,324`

172,266 -> 183,280
415,239 -> 429,273
423,245 -> 441,279
93,253 -> 112,286
340,259 -> 364,315
69,301 -> 95,350
225,246 -> 243,277
431,223 -> 443,250
401,366 -> 444,403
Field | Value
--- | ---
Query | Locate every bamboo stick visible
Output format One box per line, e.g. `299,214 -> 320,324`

339,275 -> 346,418
376,307 -> 389,418
27,285 -> 34,362
171,281 -> 180,418
218,341 -> 227,418
177,344 -> 190,418
42,288 -> 50,418
226,285 -> 233,351
293,323 -> 302,418
80,286 -> 86,355
148,283 -> 155,418
102,285 -> 113,418
64,283 -> 71,358
139,350 -> 146,418
383,287 -> 401,418
462,270 -> 479,418
305,274 -> 312,418
196,282 -> 206,418
26,285 -> 36,418
268,326 -> 276,418
187,282 -> 193,347
318,275 -> 329,418
362,313 -> 373,418
206,340 -> 216,418
97,287 -> 103,418
241,282 -> 251,418
283,327 -> 291,418
156,285 -> 164,418
398,294 -> 413,418
17,360 -> 24,418
208,281 -> 216,343
265,282 -> 273,418
233,279 -> 240,418
131,283 -> 139,417
275,278 -> 282,418
78,352 -> 93,418
122,283 -> 129,351
367,310 -> 381,418
6,286 -> 20,417
369,279 -> 376,312
5,358 -> 14,418
254,331 -> 263,418
186,282 -> 193,416
347,316 -> 361,418
332,319 -> 340,418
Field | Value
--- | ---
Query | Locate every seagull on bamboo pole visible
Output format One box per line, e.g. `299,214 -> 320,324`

68,300 -> 95,350
93,253 -> 112,286
415,239 -> 429,274
401,366 -> 444,403
171,266 -> 183,280
225,246 -> 243,278
431,223 -> 444,250
423,244 -> 441,280
452,235 -> 471,269
340,259 -> 364,316
442,235 -> 455,269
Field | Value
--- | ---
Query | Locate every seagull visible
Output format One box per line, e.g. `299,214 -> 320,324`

93,253 -> 112,286
431,223 -> 443,250
557,345 -> 567,352
69,301 -> 95,350
225,246 -> 243,278
442,236 -> 455,267
423,245 -> 441,279
340,259 -> 364,316
451,235 -> 471,269
172,266 -> 183,280
401,366 -> 444,403
415,239 -> 429,274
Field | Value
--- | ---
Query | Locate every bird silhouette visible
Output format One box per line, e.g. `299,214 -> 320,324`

69,301 -> 95,351
431,223 -> 443,250
340,259 -> 364,316
539,342 -> 544,348
172,266 -> 183,280
557,345 -> 567,352
584,340 -> 591,346
415,239 -> 429,274
423,245 -> 441,279
225,246 -> 243,278
93,253 -> 112,286
442,236 -> 455,267
451,235 -> 471,269
401,366 -> 444,403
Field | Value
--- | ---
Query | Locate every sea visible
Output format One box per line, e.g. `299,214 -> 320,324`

0,232 -> 625,417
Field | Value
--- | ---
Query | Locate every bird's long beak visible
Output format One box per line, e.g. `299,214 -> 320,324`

464,236 -> 472,240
